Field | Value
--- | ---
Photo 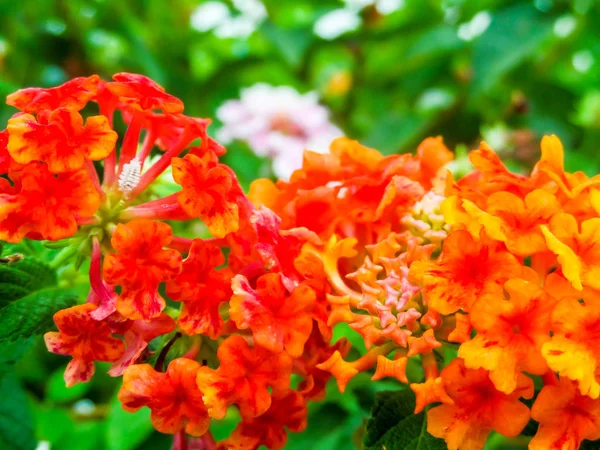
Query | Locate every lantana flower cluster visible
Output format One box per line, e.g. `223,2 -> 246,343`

4,74 -> 600,450
251,132 -> 600,449
0,74 -> 345,450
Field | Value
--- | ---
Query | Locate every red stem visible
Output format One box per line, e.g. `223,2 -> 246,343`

117,111 -> 144,176
128,142 -> 186,201
89,237 -> 115,305
138,130 -> 157,169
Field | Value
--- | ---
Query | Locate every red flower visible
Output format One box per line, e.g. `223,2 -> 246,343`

106,73 -> 184,114
230,273 -> 316,358
165,239 -> 232,338
6,75 -> 100,113
172,152 -> 242,238
119,358 -> 210,436
44,304 -> 124,387
0,162 -> 101,242
103,219 -> 182,320
196,335 -> 293,419
7,108 -> 117,172
218,390 -> 308,450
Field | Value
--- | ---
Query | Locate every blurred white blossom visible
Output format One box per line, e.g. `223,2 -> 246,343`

314,9 -> 362,40
457,11 -> 492,41
314,0 -> 404,40
190,0 -> 267,38
217,84 -> 343,179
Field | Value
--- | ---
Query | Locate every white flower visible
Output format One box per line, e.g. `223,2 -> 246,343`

314,0 -> 404,40
190,0 -> 267,39
314,9 -> 361,40
217,83 -> 343,179
457,11 -> 492,41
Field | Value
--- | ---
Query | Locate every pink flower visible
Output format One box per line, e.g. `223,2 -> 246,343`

216,83 -> 342,179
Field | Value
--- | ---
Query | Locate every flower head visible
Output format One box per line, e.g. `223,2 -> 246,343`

7,108 -> 117,172
427,359 -> 532,450
103,219 -> 182,320
165,239 -> 232,338
230,273 -> 316,358
119,358 -> 210,436
6,75 -> 100,113
196,335 -> 293,419
0,162 -> 101,242
217,83 -> 342,179
44,304 -> 124,387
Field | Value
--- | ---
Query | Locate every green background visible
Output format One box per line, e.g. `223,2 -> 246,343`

0,0 -> 599,449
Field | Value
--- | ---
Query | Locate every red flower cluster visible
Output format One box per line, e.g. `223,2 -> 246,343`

0,74 -> 344,449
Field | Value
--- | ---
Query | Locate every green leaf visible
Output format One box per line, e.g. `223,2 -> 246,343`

363,389 -> 446,450
260,21 -> 313,68
105,396 -> 154,450
47,365 -> 91,403
0,372 -> 36,450
0,287 -> 78,345
471,4 -> 555,98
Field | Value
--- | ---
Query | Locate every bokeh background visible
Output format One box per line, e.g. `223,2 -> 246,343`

1,0 -> 599,449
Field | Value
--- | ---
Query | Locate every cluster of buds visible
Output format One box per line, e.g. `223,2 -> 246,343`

0,74 -> 346,450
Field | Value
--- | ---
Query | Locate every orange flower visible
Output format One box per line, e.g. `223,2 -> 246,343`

541,290 -> 600,399
458,189 -> 561,256
103,219 -> 182,320
172,152 -> 241,238
218,390 -> 307,450
6,75 -> 100,113
7,108 -> 117,172
196,335 -> 292,419
0,162 -> 101,242
249,136 -> 450,242
250,206 -> 322,290
530,378 -> 600,450
44,304 -> 124,387
427,358 -> 532,450
458,278 -> 555,394
230,273 -> 316,358
409,230 -> 524,314
119,358 -> 210,436
106,73 -> 184,114
541,212 -> 600,291
165,239 -> 232,338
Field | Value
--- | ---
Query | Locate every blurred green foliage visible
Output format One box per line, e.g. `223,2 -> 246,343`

1,0 -> 600,177
1,0 -> 599,449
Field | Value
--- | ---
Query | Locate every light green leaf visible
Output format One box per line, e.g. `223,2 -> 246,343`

47,366 -> 91,403
105,396 -> 154,450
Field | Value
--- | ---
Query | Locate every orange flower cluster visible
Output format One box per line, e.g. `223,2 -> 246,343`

252,133 -> 600,449
250,137 -> 455,395
418,136 -> 600,450
9,73 -> 600,449
0,74 -> 344,450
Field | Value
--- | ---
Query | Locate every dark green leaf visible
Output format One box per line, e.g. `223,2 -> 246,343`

0,372 -> 36,450
0,287 -> 78,345
363,389 -> 446,450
